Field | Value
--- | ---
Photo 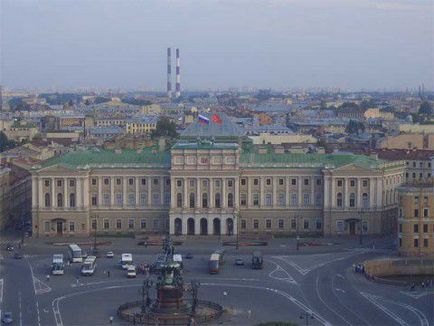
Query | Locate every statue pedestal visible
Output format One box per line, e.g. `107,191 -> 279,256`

152,285 -> 190,314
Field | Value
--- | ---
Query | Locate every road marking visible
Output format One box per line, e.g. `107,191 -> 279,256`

0,278 -> 3,304
28,262 -> 51,295
335,288 -> 346,293
315,277 -> 353,326
336,273 -> 345,279
360,292 -> 409,326
400,290 -> 434,299
267,259 -> 297,285
19,291 -> 23,326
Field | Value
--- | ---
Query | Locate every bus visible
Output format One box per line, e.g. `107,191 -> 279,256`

120,253 -> 133,270
251,251 -> 263,270
51,254 -> 64,275
81,256 -> 97,276
209,253 -> 220,274
68,244 -> 83,263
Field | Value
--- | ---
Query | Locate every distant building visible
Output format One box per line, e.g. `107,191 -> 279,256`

249,133 -> 317,145
377,134 -> 434,150
125,116 -> 158,135
398,180 -> 434,257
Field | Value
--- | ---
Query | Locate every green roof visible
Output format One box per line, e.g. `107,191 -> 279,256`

39,148 -> 171,169
240,150 -> 392,169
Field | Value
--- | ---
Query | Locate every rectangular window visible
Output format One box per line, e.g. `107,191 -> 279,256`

415,209 -> 419,217
140,219 -> 146,229
253,193 -> 259,206
91,178 -> 97,186
266,219 -> 272,229
316,219 -> 322,230
128,219 -> 134,229
265,194 -> 272,206
279,178 -> 284,185
45,180 -> 50,187
399,238 -> 402,247
103,193 -> 110,206
316,178 -> 321,186
57,179 -> 62,187
423,239 -> 428,248
278,219 -> 284,229
399,224 -> 402,233
115,193 -> 123,206
337,180 -> 343,187
350,179 -> 355,187
189,179 -> 195,187
44,221 -> 50,232
304,220 -> 309,229
128,193 -> 135,206
153,178 -> 159,185
291,178 -> 296,185
228,180 -> 233,187
291,194 -> 297,206
116,178 -> 121,185
423,224 -> 428,233
241,178 -> 246,186
91,194 -> 98,206
69,179 -> 75,187
304,178 -> 309,186
128,178 -> 134,185
104,219 -> 109,230
177,180 -> 182,187
116,219 -> 122,229
423,208 -> 428,218
91,219 -> 97,230
414,224 -> 419,233
141,178 -> 146,185
164,193 -> 171,205
253,219 -> 259,229
266,178 -> 271,185
362,179 -> 368,187
279,193 -> 285,207
240,194 -> 247,206
303,193 -> 310,205
140,193 -> 147,206
291,219 -> 297,229
337,220 -> 344,233
315,193 -> 322,206
152,193 -> 160,206
254,179 -> 259,186
241,219 -> 246,229
153,218 -> 159,230
414,238 -> 419,248
104,178 -> 109,185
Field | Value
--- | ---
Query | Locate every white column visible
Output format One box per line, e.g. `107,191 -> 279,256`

286,177 -> 290,207
110,177 -> 115,206
234,178 -> 239,208
247,177 -> 252,207
323,175 -> 330,209
135,177 -> 139,206
272,177 -> 277,207
207,216 -> 213,235
310,177 -> 315,207
32,176 -> 38,208
297,176 -> 302,206
260,177 -> 264,207
194,217 -> 200,235
183,178 -> 188,208
209,178 -> 214,208
170,178 -> 176,209
51,178 -> 56,207
222,178 -> 226,208
98,176 -> 103,206
357,178 -> 362,208
160,177 -> 164,206
123,177 -> 127,207
169,215 -> 175,234
331,177 -> 336,208
369,178 -> 375,208
376,178 -> 383,208
182,217 -> 187,235
83,177 -> 89,207
76,178 -> 82,208
147,177 -> 152,207
38,178 -> 44,208
63,178 -> 68,208
344,178 -> 348,208
196,178 -> 200,208
233,213 -> 238,235
221,217 -> 227,235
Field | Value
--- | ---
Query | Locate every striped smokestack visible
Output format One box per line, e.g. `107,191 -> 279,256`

167,47 -> 172,98
175,48 -> 181,98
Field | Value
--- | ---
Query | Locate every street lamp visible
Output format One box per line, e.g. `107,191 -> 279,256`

299,311 -> 314,326
296,235 -> 300,251
190,280 -> 200,315
359,210 -> 363,246
139,278 -> 153,313
234,211 -> 239,250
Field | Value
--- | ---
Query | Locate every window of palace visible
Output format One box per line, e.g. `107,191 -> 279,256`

362,179 -> 368,187
336,193 -> 343,207
177,193 -> 182,207
128,219 -> 134,229
140,193 -> 147,206
128,178 -> 134,185
189,193 -> 195,208
278,219 -> 284,229
304,178 -> 309,186
91,219 -> 97,230
141,178 -> 146,185
350,179 -> 355,187
128,194 -> 135,206
291,194 -> 297,206
215,193 -> 221,208
228,193 -> 234,207
228,180 -> 233,187
265,194 -> 272,206
337,180 -> 343,187
91,178 -> 97,186
279,178 -> 284,185
215,180 -> 221,187
153,178 -> 159,185
45,193 -> 51,207
414,239 -> 418,248
140,219 -> 146,229
414,224 -> 418,233
423,239 -> 428,247
424,208 -> 429,218
44,221 -> 50,232
266,178 -> 271,185
241,178 -> 246,186
253,220 -> 259,229
69,179 -> 75,187
291,219 -> 296,229
304,220 -> 309,229
279,193 -> 285,207
349,193 -> 356,207
69,222 -> 75,232
189,179 -> 195,187
291,178 -> 296,185
316,178 -> 321,186
104,219 -> 110,229
57,193 -> 63,207
241,219 -> 246,229
202,193 -> 208,208
57,180 -> 62,187
45,179 -> 50,187
423,224 -> 428,233
316,219 -> 322,230
116,178 -> 121,185
266,219 -> 272,229
115,193 -> 123,206
303,193 -> 310,205
104,178 -> 110,185
152,193 -> 160,206
253,193 -> 259,206
253,179 -> 259,186
240,194 -> 247,206
69,193 -> 75,207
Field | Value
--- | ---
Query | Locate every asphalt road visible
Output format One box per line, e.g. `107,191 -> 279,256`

1,236 -> 433,326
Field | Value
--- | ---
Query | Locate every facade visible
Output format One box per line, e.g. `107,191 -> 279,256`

0,167 -> 11,230
397,180 -> 434,256
125,116 -> 158,135
31,114 -> 405,238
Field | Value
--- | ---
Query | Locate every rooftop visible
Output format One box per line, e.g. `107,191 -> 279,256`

181,113 -> 243,139
172,140 -> 239,150
38,148 -> 171,169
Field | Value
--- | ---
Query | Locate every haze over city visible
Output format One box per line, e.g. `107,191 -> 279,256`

1,0 -> 433,91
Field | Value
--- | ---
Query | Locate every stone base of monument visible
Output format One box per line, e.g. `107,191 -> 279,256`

118,300 -> 223,325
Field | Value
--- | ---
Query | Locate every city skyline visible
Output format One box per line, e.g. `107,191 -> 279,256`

1,0 -> 433,91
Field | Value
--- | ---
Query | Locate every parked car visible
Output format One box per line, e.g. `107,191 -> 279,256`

5,244 -> 14,252
235,258 -> 244,266
127,265 -> 137,278
106,251 -> 114,258
1,312 -> 13,324
185,253 -> 193,259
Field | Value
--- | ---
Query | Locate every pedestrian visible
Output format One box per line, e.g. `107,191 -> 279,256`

109,316 -> 113,324
421,281 -> 425,289
46,274 -> 50,281
107,270 -> 110,278
76,276 -> 79,285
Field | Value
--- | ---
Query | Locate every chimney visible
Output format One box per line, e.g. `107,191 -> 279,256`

175,48 -> 181,98
167,48 -> 172,99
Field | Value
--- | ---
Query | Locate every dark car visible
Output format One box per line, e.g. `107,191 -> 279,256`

14,252 -> 24,259
5,244 -> 14,251
1,312 -> 13,324
185,253 -> 193,259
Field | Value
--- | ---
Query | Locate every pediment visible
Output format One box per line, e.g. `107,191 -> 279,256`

332,163 -> 376,173
36,164 -> 76,174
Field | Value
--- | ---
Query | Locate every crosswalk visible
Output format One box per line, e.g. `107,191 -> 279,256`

0,239 -> 21,248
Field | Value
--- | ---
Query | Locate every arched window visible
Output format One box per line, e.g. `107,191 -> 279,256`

202,193 -> 208,208
362,193 -> 369,208
336,193 -> 343,207
57,193 -> 63,207
215,193 -> 221,208
227,193 -> 234,208
176,193 -> 182,208
349,193 -> 356,207
69,193 -> 76,207
189,193 -> 195,208
45,193 -> 51,207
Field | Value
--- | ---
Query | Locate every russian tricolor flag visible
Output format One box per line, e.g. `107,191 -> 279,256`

198,114 -> 210,125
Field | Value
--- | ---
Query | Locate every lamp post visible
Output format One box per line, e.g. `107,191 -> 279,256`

359,210 -> 363,246
139,278 -> 153,313
234,211 -> 239,250
299,311 -> 314,326
190,280 -> 200,315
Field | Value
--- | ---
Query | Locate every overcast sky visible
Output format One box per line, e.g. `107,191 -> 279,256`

1,0 -> 433,91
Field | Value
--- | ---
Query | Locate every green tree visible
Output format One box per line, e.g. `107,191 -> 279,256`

152,116 -> 178,139
0,131 -> 17,152
418,101 -> 433,116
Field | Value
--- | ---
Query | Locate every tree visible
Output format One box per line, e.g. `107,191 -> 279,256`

418,101 -> 433,116
345,120 -> 365,134
0,131 -> 17,152
151,116 -> 178,139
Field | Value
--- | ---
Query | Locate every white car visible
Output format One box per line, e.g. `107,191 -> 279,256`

127,265 -> 136,278
106,251 -> 114,258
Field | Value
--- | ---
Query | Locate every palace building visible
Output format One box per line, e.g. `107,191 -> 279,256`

31,114 -> 405,238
